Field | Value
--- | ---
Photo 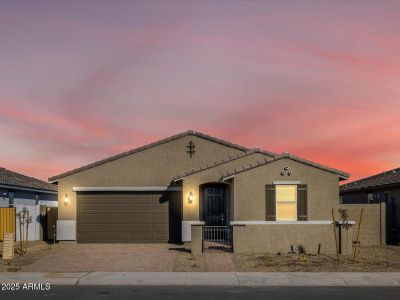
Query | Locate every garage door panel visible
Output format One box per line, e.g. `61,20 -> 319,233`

127,233 -> 154,243
127,194 -> 154,200
79,223 -> 128,232
154,213 -> 169,220
79,213 -> 106,220
127,204 -> 153,210
77,192 -> 177,243
79,203 -> 105,210
126,223 -> 154,231
79,232 -> 129,242
155,203 -> 168,212
107,213 -> 129,220
79,212 -> 130,220
103,204 -> 128,210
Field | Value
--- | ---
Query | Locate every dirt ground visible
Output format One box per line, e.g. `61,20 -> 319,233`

173,250 -> 206,272
1,242 -> 400,272
175,246 -> 400,272
233,246 -> 400,272
21,243 -> 180,272
0,241 -> 55,272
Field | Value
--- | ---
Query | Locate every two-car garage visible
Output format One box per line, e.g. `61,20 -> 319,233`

76,191 -> 182,243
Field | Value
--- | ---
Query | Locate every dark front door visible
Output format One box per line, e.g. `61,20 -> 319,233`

203,187 -> 226,226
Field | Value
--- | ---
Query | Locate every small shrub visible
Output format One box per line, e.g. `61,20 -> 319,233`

297,245 -> 306,255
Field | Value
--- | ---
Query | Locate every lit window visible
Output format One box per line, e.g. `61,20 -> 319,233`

276,185 -> 297,221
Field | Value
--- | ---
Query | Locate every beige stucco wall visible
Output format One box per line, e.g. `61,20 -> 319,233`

57,135 -> 244,220
181,152 -> 267,220
234,224 -> 336,254
233,158 -> 340,221
233,204 -> 385,254
339,203 -> 386,247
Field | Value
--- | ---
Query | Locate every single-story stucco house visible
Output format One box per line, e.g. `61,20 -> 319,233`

340,167 -> 400,245
0,167 -> 58,241
49,130 -> 383,253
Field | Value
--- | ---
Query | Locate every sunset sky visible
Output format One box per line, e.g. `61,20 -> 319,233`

0,1 -> 399,182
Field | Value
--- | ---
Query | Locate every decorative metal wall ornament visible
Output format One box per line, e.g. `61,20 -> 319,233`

281,166 -> 293,176
187,140 -> 195,158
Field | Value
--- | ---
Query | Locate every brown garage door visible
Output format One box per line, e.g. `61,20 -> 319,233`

77,192 -> 181,243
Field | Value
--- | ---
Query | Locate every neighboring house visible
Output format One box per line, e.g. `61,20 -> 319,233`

340,167 -> 400,245
49,130 -> 365,254
0,167 -> 58,241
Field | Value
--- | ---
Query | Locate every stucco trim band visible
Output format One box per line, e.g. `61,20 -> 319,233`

272,181 -> 302,185
230,221 -> 334,225
230,221 -> 356,225
72,186 -> 182,192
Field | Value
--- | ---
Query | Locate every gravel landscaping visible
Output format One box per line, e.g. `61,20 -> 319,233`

233,246 -> 400,272
2,242 -> 400,272
174,246 -> 400,272
173,251 -> 206,272
0,241 -> 55,272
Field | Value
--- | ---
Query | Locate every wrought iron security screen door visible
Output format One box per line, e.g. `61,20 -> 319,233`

204,187 -> 226,226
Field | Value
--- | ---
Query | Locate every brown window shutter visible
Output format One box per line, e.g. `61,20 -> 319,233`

265,185 -> 276,221
297,184 -> 308,221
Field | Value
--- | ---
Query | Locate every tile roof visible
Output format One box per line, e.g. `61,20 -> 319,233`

340,167 -> 400,193
221,153 -> 349,181
0,167 -> 57,192
49,130 -> 249,182
173,148 -> 276,180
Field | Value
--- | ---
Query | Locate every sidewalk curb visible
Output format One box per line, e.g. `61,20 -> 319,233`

1,272 -> 400,287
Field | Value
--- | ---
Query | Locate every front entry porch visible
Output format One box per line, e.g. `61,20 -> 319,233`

201,183 -> 233,252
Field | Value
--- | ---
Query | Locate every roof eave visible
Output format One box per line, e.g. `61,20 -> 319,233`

340,181 -> 400,193
0,184 -> 57,194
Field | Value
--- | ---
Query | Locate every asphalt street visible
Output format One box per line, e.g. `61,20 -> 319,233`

1,286 -> 400,300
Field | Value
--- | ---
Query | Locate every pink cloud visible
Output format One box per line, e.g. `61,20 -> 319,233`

0,1 -> 399,182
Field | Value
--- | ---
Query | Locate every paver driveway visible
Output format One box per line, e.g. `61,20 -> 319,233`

22,243 -> 182,272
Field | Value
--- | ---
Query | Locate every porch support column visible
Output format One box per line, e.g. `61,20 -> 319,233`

190,224 -> 203,254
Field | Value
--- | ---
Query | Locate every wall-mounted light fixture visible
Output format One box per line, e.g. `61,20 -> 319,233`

64,193 -> 69,206
188,192 -> 194,204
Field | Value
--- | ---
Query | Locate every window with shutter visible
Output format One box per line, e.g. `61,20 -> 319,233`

297,184 -> 308,221
265,185 -> 276,221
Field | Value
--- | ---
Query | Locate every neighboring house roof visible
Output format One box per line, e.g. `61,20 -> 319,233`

49,130 -> 250,182
0,167 -> 57,193
173,148 -> 276,181
340,167 -> 400,193
220,153 -> 349,181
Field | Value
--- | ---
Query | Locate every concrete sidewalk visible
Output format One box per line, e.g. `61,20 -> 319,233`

1,272 -> 400,286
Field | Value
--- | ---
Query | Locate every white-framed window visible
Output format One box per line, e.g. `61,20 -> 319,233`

276,185 -> 297,221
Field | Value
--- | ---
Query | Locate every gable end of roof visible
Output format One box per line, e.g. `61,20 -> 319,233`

221,153 -> 349,181
49,130 -> 249,182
